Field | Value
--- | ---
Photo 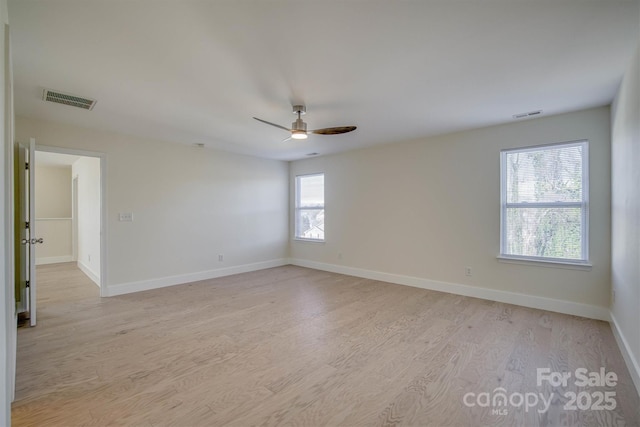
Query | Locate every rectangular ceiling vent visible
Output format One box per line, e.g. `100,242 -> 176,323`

513,110 -> 542,119
42,89 -> 97,111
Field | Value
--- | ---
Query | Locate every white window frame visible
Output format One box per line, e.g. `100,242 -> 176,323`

294,173 -> 325,242
499,140 -> 590,266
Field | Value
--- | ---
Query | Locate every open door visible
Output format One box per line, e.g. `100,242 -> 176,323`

15,137 -> 41,326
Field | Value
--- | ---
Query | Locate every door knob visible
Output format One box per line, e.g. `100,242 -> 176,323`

30,238 -> 44,244
21,239 -> 29,245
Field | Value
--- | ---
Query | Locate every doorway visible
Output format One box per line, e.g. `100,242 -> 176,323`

35,149 -> 102,276
15,142 -> 107,327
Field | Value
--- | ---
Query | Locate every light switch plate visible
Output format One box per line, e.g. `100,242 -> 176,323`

118,212 -> 133,222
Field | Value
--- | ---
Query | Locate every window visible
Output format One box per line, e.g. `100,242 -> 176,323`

500,141 -> 589,264
295,173 -> 325,241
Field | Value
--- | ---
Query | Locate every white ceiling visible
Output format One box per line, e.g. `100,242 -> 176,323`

8,1 -> 639,161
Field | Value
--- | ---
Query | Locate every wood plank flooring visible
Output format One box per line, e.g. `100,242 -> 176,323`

11,263 -> 640,426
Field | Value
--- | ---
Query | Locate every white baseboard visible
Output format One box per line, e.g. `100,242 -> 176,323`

77,260 -> 100,287
289,259 -> 610,321
105,258 -> 289,297
36,255 -> 73,265
609,312 -> 640,396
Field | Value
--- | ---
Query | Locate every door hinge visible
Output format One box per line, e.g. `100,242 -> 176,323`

25,162 -> 29,170
25,280 -> 30,288
25,221 -> 30,229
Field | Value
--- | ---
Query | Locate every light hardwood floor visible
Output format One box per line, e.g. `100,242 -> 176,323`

11,263 -> 640,426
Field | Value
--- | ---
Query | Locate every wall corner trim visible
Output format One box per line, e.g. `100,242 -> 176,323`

77,260 -> 100,287
105,258 -> 289,297
288,258 -> 610,321
609,312 -> 640,397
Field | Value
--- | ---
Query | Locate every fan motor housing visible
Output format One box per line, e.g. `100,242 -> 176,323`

292,118 -> 307,132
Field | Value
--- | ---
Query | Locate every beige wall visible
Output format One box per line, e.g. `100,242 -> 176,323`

611,39 -> 640,389
34,164 -> 72,263
16,117 -> 289,291
34,220 -> 72,263
34,165 -> 71,218
291,107 -> 611,311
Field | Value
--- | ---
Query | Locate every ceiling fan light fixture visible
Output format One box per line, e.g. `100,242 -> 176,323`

291,117 -> 307,139
253,104 -> 356,141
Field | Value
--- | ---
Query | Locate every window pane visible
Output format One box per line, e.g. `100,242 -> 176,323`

298,174 -> 324,208
505,207 -> 582,259
295,209 -> 324,240
295,173 -> 325,241
505,145 -> 583,203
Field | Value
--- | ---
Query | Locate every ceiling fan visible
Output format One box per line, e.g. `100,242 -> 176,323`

253,105 -> 356,141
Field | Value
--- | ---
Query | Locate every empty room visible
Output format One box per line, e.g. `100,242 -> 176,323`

0,1 -> 639,426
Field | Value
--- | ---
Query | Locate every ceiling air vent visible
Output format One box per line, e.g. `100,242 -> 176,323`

42,89 -> 97,111
513,110 -> 542,119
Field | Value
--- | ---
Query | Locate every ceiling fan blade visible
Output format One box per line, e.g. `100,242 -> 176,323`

281,136 -> 292,143
310,126 -> 357,135
253,117 -> 291,132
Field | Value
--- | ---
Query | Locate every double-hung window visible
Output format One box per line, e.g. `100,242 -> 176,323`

295,173 -> 325,241
500,141 -> 589,265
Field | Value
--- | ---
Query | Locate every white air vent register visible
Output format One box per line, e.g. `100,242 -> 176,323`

42,89 -> 97,111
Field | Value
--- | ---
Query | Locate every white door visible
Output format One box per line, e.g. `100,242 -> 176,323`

16,138 -> 40,326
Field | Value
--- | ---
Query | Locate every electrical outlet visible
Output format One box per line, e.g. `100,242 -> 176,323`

88,254 -> 91,262
611,289 -> 616,304
218,254 -> 224,262
465,267 -> 472,277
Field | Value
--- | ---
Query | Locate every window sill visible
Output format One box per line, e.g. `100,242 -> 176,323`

293,238 -> 325,244
497,255 -> 592,271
